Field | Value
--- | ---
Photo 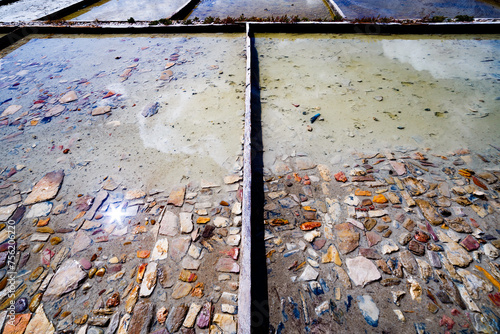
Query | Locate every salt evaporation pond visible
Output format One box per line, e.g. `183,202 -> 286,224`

334,0 -> 500,19
68,0 -> 187,21
256,34 -> 500,333
0,34 -> 245,334
189,0 -> 334,20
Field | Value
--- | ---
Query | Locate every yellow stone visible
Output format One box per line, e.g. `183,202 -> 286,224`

373,194 -> 388,204
36,227 -> 54,234
197,217 -> 210,224
50,236 -> 62,245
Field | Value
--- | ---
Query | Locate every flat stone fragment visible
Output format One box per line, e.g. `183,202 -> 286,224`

3,313 -> 31,334
0,194 -> 21,207
92,106 -> 111,116
166,304 -> 189,333
408,240 -> 425,256
460,235 -> 480,251
151,238 -> 169,261
357,295 -> 379,327
359,248 -> 382,260
446,217 -> 472,233
428,251 -> 441,268
317,164 -> 332,181
170,236 -> 191,262
346,256 -> 381,287
197,302 -> 213,329
24,304 -> 55,334
159,211 -> 179,236
182,303 -> 202,328
71,230 -> 92,256
0,204 -> 17,222
127,302 -> 153,334
333,266 -> 352,289
215,257 -> 240,273
59,91 -> 78,103
214,216 -> 230,227
84,190 -> 108,220
224,175 -> 241,184
415,199 -> 443,226
299,265 -> 319,281
1,104 -> 22,117
168,186 -> 185,207
335,223 -> 360,254
139,262 -> 157,297
296,157 -> 316,170
321,244 -> 341,265
381,239 -> 399,254
43,259 -> 86,302
399,250 -> 419,275
366,231 -> 382,247
172,282 -> 193,299
212,313 -> 237,334
444,242 -> 473,267
182,257 -> 201,270
105,312 -> 121,334
24,170 -> 64,205
179,212 -> 193,233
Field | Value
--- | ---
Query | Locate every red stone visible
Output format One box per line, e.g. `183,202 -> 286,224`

460,235 -> 480,251
439,315 -> 455,331
300,222 -> 321,231
334,171 -> 347,182
414,231 -> 430,243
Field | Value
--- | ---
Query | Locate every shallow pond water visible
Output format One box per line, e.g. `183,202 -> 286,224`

333,0 -> 500,19
0,33 -> 245,333
0,0 -> 82,21
189,0 -> 334,20
68,0 -> 187,21
256,34 -> 500,333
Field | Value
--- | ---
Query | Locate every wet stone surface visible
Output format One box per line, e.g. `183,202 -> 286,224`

265,152 -> 500,333
0,34 -> 244,333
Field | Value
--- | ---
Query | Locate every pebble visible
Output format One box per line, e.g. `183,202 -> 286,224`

166,304 -> 189,333
357,295 -> 379,327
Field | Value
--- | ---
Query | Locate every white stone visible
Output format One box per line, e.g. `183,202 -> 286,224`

484,243 -> 500,259
304,230 -> 321,242
346,256 -> 381,287
227,235 -> 241,246
446,230 -> 462,242
0,204 -> 17,221
151,239 -> 169,261
179,212 -> 193,233
188,244 -> 202,259
139,262 -> 157,297
344,195 -> 360,206
182,257 -> 201,270
393,309 -> 405,322
315,300 -> 330,316
298,265 -> 319,281
214,217 -> 230,228
357,295 -> 379,327
381,239 -> 399,254
183,303 -> 202,328
26,202 -> 53,218
222,304 -> 237,314
232,202 -> 242,215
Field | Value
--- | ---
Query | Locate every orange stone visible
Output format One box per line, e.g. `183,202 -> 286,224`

3,313 -> 31,334
134,226 -> 147,234
137,263 -> 147,283
220,201 -> 230,206
303,206 -> 316,212
355,189 -> 372,196
137,250 -> 150,259
293,173 -> 302,182
373,194 -> 388,204
300,221 -> 322,231
73,211 -> 85,221
197,217 -> 210,224
36,217 -> 50,227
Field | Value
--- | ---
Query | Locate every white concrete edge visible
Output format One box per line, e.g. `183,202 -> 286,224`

238,21 -> 252,334
327,0 -> 346,18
